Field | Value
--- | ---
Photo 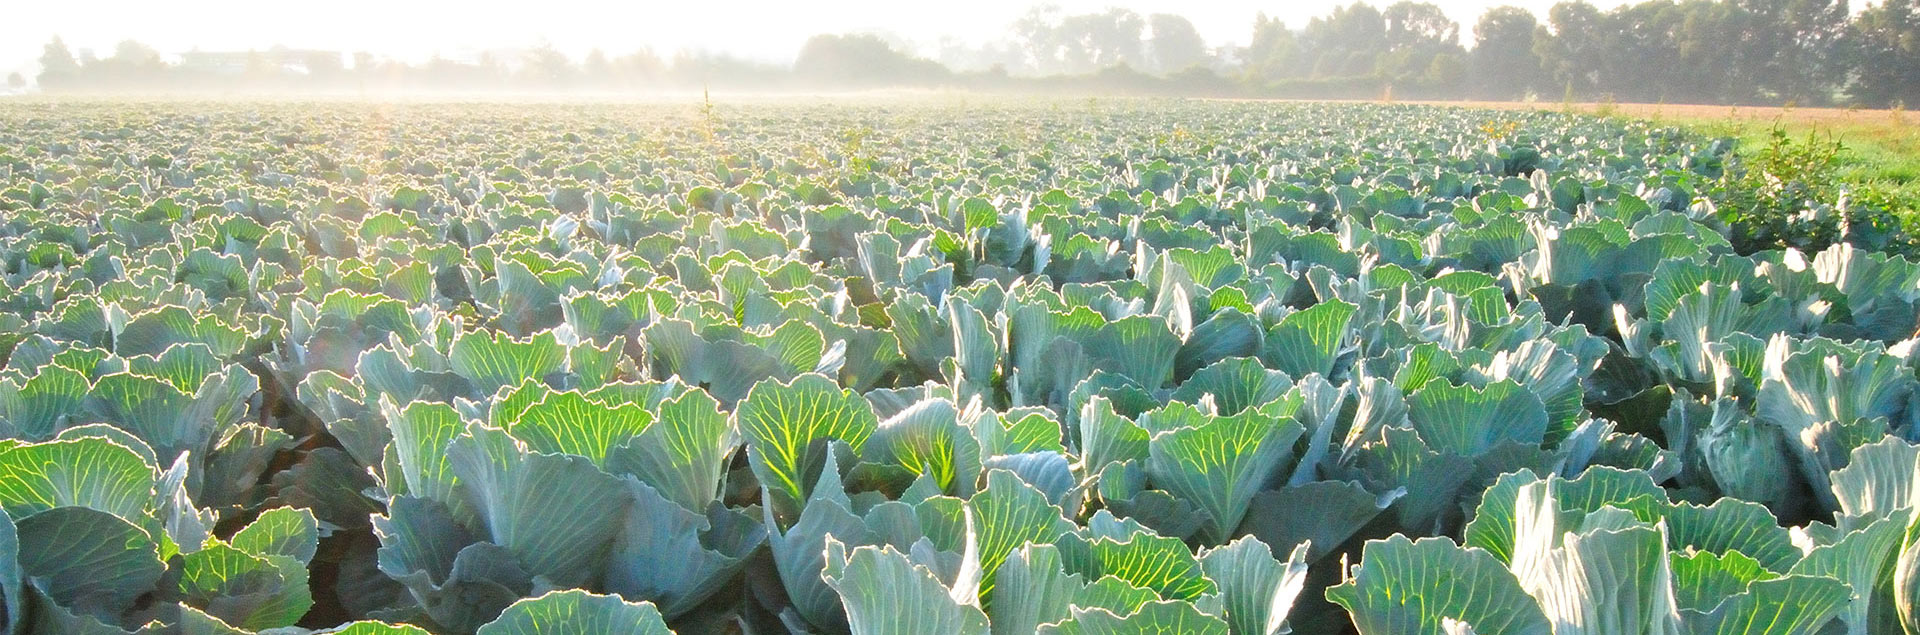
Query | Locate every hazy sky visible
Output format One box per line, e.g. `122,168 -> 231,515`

7,0 -> 1630,77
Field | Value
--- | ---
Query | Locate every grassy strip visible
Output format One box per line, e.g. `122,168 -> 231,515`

1659,110 -> 1920,219
1535,102 -> 1920,253
1430,100 -> 1920,225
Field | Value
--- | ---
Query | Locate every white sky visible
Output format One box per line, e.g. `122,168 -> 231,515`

4,0 -> 1629,77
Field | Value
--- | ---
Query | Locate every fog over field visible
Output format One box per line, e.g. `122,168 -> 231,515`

9,1 -> 1626,69
13,0 -> 1911,108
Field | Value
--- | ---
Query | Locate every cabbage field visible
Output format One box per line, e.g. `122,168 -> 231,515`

1,100 -> 1917,634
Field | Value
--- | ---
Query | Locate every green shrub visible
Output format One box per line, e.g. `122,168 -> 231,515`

1712,127 -> 1916,256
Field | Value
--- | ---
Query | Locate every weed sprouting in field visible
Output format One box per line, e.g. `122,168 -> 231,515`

1712,126 -> 1915,255
1479,118 -> 1521,142
1593,94 -> 1619,118
838,125 -> 876,178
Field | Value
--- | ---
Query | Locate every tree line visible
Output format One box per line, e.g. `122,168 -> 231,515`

26,0 -> 1920,107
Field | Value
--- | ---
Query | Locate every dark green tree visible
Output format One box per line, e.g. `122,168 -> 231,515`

1472,6 -> 1543,98
1731,0 -> 1849,104
1535,1 -> 1607,98
1377,2 -> 1466,90
1850,0 -> 1920,106
1668,1 -> 1758,104
1301,3 -> 1388,77
1242,13 -> 1304,84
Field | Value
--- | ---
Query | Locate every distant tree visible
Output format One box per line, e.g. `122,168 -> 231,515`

669,52 -> 786,89
1242,13 -> 1303,84
1165,64 -> 1233,94
417,55 -> 498,90
6,73 -> 23,90
1208,43 -> 1246,72
1301,3 -> 1388,77
1146,13 -> 1208,74
1012,6 -> 1065,74
1384,1 -> 1459,49
1671,2 -> 1759,104
1712,0 -> 1845,103
932,37 -> 1024,74
1059,9 -> 1148,73
614,49 -> 666,88
12,2 -> 1911,102
1016,7 -> 1148,75
111,40 -> 163,67
1778,0 -> 1850,104
1589,1 -> 1674,102
583,49 -> 612,86
1375,1 -> 1464,90
37,37 -> 81,88
236,51 -> 278,89
1424,51 -> 1468,86
419,56 -> 455,87
1535,1 -> 1606,97
794,33 -> 949,87
475,52 -> 508,88
82,40 -> 170,88
1472,6 -> 1542,99
304,51 -> 344,79
521,45 -> 576,87
1849,0 -> 1920,106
